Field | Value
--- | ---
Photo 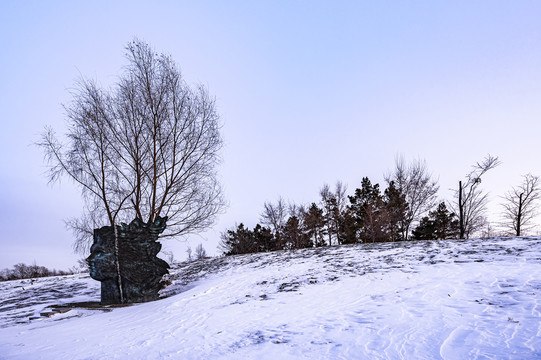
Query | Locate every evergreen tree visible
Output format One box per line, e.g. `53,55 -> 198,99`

303,203 -> 326,247
337,209 -> 358,244
431,202 -> 460,239
411,202 -> 459,240
410,216 -> 435,240
384,181 -> 409,241
282,216 -> 312,249
219,223 -> 256,255
348,177 -> 387,243
253,224 -> 276,252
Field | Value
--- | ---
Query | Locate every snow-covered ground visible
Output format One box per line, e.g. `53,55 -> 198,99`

1,237 -> 540,359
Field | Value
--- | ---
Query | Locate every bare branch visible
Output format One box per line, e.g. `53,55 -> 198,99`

500,174 -> 541,236
451,154 -> 501,238
384,155 -> 439,240
39,39 -> 225,252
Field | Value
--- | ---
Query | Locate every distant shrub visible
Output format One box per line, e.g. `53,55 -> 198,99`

0,262 -> 75,281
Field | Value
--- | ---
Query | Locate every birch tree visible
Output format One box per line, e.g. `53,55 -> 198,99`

40,39 -> 225,253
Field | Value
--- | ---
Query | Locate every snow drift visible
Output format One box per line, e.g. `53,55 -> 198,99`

1,237 -> 540,359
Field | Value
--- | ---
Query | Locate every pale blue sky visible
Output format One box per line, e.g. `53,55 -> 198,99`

1,1 -> 541,269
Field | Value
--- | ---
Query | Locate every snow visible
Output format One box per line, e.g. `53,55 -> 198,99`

1,237 -> 540,359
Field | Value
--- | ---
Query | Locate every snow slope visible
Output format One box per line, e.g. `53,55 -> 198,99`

1,237 -> 540,359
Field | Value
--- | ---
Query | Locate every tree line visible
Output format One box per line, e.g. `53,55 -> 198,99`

220,155 -> 540,256
0,262 -> 83,282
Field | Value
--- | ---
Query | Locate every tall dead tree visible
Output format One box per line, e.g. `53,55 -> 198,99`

40,39 -> 225,253
384,156 -> 439,240
501,174 -> 540,236
452,154 -> 500,239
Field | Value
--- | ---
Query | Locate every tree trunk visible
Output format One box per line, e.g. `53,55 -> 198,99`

327,221 -> 332,246
516,193 -> 523,236
458,181 -> 465,239
113,224 -> 124,303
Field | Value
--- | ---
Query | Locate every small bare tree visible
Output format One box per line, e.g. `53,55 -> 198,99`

384,156 -> 439,240
194,243 -> 207,259
287,201 -> 306,220
260,197 -> 288,248
161,250 -> 176,264
452,154 -> 501,239
501,174 -> 540,236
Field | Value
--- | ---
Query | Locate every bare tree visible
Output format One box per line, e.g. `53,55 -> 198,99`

260,197 -> 287,248
40,39 -> 225,254
320,181 -> 348,245
77,258 -> 90,273
451,154 -> 501,239
384,156 -> 439,240
501,174 -> 540,236
194,243 -> 207,259
161,250 -> 176,264
287,201 -> 306,220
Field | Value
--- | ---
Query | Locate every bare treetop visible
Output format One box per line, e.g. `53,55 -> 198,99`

384,155 -> 439,240
40,39 -> 226,253
452,154 -> 501,239
501,173 -> 540,236
467,154 -> 501,185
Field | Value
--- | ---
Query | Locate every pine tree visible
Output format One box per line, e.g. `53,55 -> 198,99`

431,203 -> 460,239
384,181 -> 409,241
253,224 -> 276,252
411,202 -> 459,240
303,203 -> 326,247
410,216 -> 435,240
348,177 -> 387,243
337,210 -> 358,244
219,223 -> 256,255
282,216 -> 312,249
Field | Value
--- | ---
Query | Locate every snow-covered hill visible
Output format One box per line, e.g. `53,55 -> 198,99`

1,237 -> 540,359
